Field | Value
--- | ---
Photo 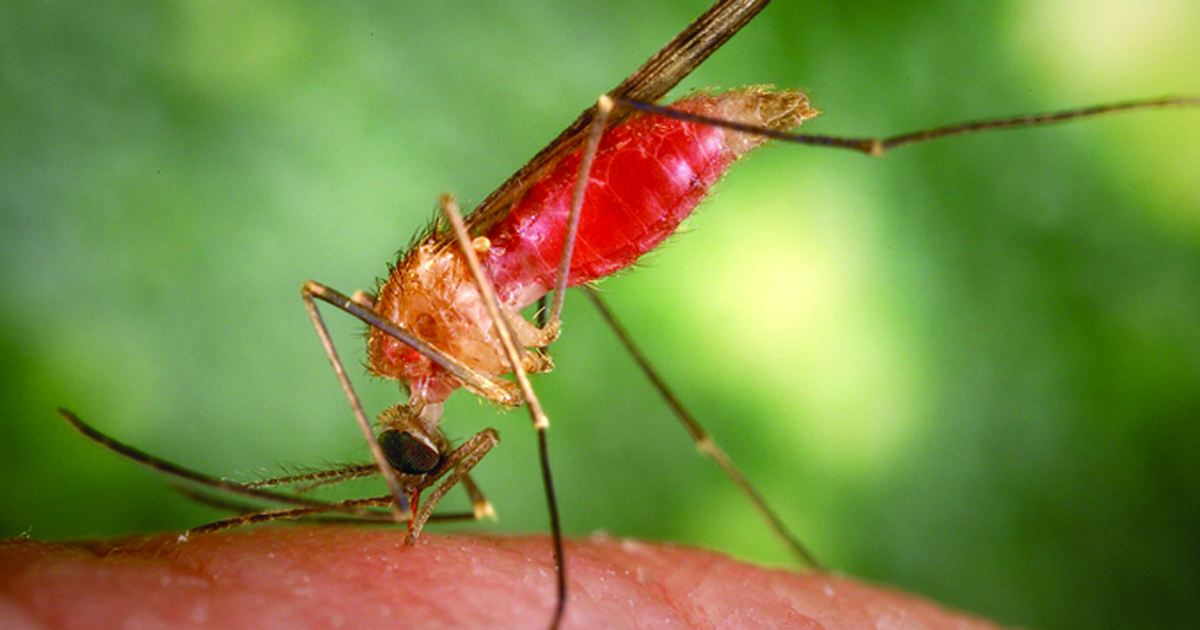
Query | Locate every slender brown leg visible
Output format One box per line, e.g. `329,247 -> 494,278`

538,94 -> 615,339
437,194 -> 567,630
302,282 -> 524,405
186,496 -> 486,536
187,497 -> 404,535
583,287 -> 822,568
56,409 -> 488,531
456,469 -> 496,521
58,409 -> 386,517
612,94 -> 1200,157
301,283 -> 410,517
241,458 -> 494,522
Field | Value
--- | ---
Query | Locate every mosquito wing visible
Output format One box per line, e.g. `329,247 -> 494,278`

454,0 -> 774,242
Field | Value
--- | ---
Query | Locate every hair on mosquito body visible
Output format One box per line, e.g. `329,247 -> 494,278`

28,1 -> 1200,629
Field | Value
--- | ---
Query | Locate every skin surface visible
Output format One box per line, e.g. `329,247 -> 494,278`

0,527 -> 1006,630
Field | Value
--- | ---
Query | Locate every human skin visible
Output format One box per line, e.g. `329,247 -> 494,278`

0,527 -> 1004,629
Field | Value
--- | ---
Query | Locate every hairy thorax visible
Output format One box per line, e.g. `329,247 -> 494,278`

367,238 -> 549,406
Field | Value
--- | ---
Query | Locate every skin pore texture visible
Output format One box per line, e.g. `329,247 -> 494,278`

0,527 -> 1006,629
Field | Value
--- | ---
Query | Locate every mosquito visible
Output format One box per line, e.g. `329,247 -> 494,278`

59,0 -> 1198,628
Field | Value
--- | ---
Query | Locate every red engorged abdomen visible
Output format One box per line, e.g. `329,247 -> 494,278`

482,95 -> 747,309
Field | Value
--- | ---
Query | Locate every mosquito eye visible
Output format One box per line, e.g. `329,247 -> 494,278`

378,429 -> 441,474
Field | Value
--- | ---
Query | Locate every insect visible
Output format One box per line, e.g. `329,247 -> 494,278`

25,0 -> 1200,624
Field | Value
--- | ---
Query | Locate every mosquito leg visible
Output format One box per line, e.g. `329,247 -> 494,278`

457,470 -> 496,521
539,94 -> 616,340
350,290 -> 375,309
56,408 -> 423,531
303,281 -> 523,406
438,193 -> 567,629
58,409 -> 379,513
301,284 -> 410,518
614,94 -> 1200,157
187,496 -> 404,535
405,428 -> 499,545
185,495 -> 485,536
582,287 -> 823,569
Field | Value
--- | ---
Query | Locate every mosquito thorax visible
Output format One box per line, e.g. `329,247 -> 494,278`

368,240 -> 510,404
368,239 -> 554,407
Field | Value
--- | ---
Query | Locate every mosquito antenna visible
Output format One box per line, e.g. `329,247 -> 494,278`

437,194 -> 567,630
614,94 -> 1200,156
582,288 -> 822,568
241,463 -> 378,492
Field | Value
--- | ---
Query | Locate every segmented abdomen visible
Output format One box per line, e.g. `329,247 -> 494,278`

482,89 -> 815,309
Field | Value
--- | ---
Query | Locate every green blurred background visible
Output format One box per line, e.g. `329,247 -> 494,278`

3,0 -> 1199,627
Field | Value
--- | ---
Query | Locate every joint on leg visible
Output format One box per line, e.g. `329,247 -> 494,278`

351,290 -> 375,309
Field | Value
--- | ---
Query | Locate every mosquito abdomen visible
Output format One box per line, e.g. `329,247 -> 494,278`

483,88 -> 818,309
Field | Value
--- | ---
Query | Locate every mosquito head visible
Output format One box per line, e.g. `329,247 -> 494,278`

378,428 -> 442,474
376,403 -> 446,475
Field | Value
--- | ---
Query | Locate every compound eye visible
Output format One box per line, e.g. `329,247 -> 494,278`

378,429 -> 441,474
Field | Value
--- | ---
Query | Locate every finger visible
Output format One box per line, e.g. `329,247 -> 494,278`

0,527 -> 1005,629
